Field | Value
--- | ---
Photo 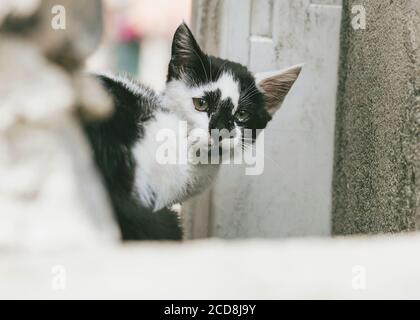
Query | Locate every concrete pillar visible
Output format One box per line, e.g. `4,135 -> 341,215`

333,1 -> 420,234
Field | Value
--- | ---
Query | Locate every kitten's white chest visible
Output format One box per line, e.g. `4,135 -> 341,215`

132,111 -> 212,210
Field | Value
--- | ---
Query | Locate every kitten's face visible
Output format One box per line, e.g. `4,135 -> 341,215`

165,23 -> 301,154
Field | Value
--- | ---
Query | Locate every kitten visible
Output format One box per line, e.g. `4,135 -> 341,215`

84,23 -> 301,240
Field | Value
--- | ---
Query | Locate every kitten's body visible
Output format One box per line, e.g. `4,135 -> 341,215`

84,75 -> 184,239
84,23 -> 301,240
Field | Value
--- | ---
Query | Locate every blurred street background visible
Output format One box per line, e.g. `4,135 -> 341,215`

86,0 -> 191,91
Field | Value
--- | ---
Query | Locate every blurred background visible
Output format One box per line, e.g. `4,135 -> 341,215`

86,0 -> 191,91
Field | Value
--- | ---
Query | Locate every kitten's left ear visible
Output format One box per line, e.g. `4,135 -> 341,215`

169,22 -> 206,72
256,64 -> 303,116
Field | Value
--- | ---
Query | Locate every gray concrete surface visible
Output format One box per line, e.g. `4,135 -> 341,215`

333,0 -> 420,234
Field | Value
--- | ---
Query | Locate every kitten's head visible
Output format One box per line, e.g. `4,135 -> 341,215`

165,23 -> 301,153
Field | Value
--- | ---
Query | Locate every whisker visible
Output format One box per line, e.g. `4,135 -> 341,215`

240,88 -> 261,106
242,89 -> 261,101
241,84 -> 260,99
241,86 -> 259,102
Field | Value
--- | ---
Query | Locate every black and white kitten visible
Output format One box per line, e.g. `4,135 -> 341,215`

84,23 -> 301,241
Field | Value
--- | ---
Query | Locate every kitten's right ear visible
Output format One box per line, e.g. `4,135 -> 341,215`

168,23 -> 207,81
256,64 -> 302,116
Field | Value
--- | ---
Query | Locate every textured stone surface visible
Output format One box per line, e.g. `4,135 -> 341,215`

333,1 -> 420,234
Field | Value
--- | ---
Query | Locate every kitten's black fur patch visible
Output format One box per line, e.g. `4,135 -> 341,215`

83,75 -> 182,241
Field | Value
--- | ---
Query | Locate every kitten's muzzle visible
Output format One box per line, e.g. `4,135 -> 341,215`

211,130 -> 236,142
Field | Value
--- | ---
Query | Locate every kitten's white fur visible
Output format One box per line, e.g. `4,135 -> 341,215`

133,71 -> 242,210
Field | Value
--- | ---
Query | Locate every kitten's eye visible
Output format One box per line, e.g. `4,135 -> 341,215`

235,110 -> 250,123
192,98 -> 208,112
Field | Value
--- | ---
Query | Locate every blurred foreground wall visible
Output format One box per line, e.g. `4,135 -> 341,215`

332,1 -> 420,234
0,0 -> 119,249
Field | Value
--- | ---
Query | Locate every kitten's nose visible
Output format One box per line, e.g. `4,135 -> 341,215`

209,101 -> 235,130
209,115 -> 235,131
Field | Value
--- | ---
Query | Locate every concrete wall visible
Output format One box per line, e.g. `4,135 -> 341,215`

333,1 -> 420,234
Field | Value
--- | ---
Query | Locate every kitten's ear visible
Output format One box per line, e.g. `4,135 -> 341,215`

170,22 -> 206,70
256,64 -> 303,116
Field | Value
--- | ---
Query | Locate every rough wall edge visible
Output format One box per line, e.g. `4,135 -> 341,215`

408,1 -> 420,228
331,1 -> 350,235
